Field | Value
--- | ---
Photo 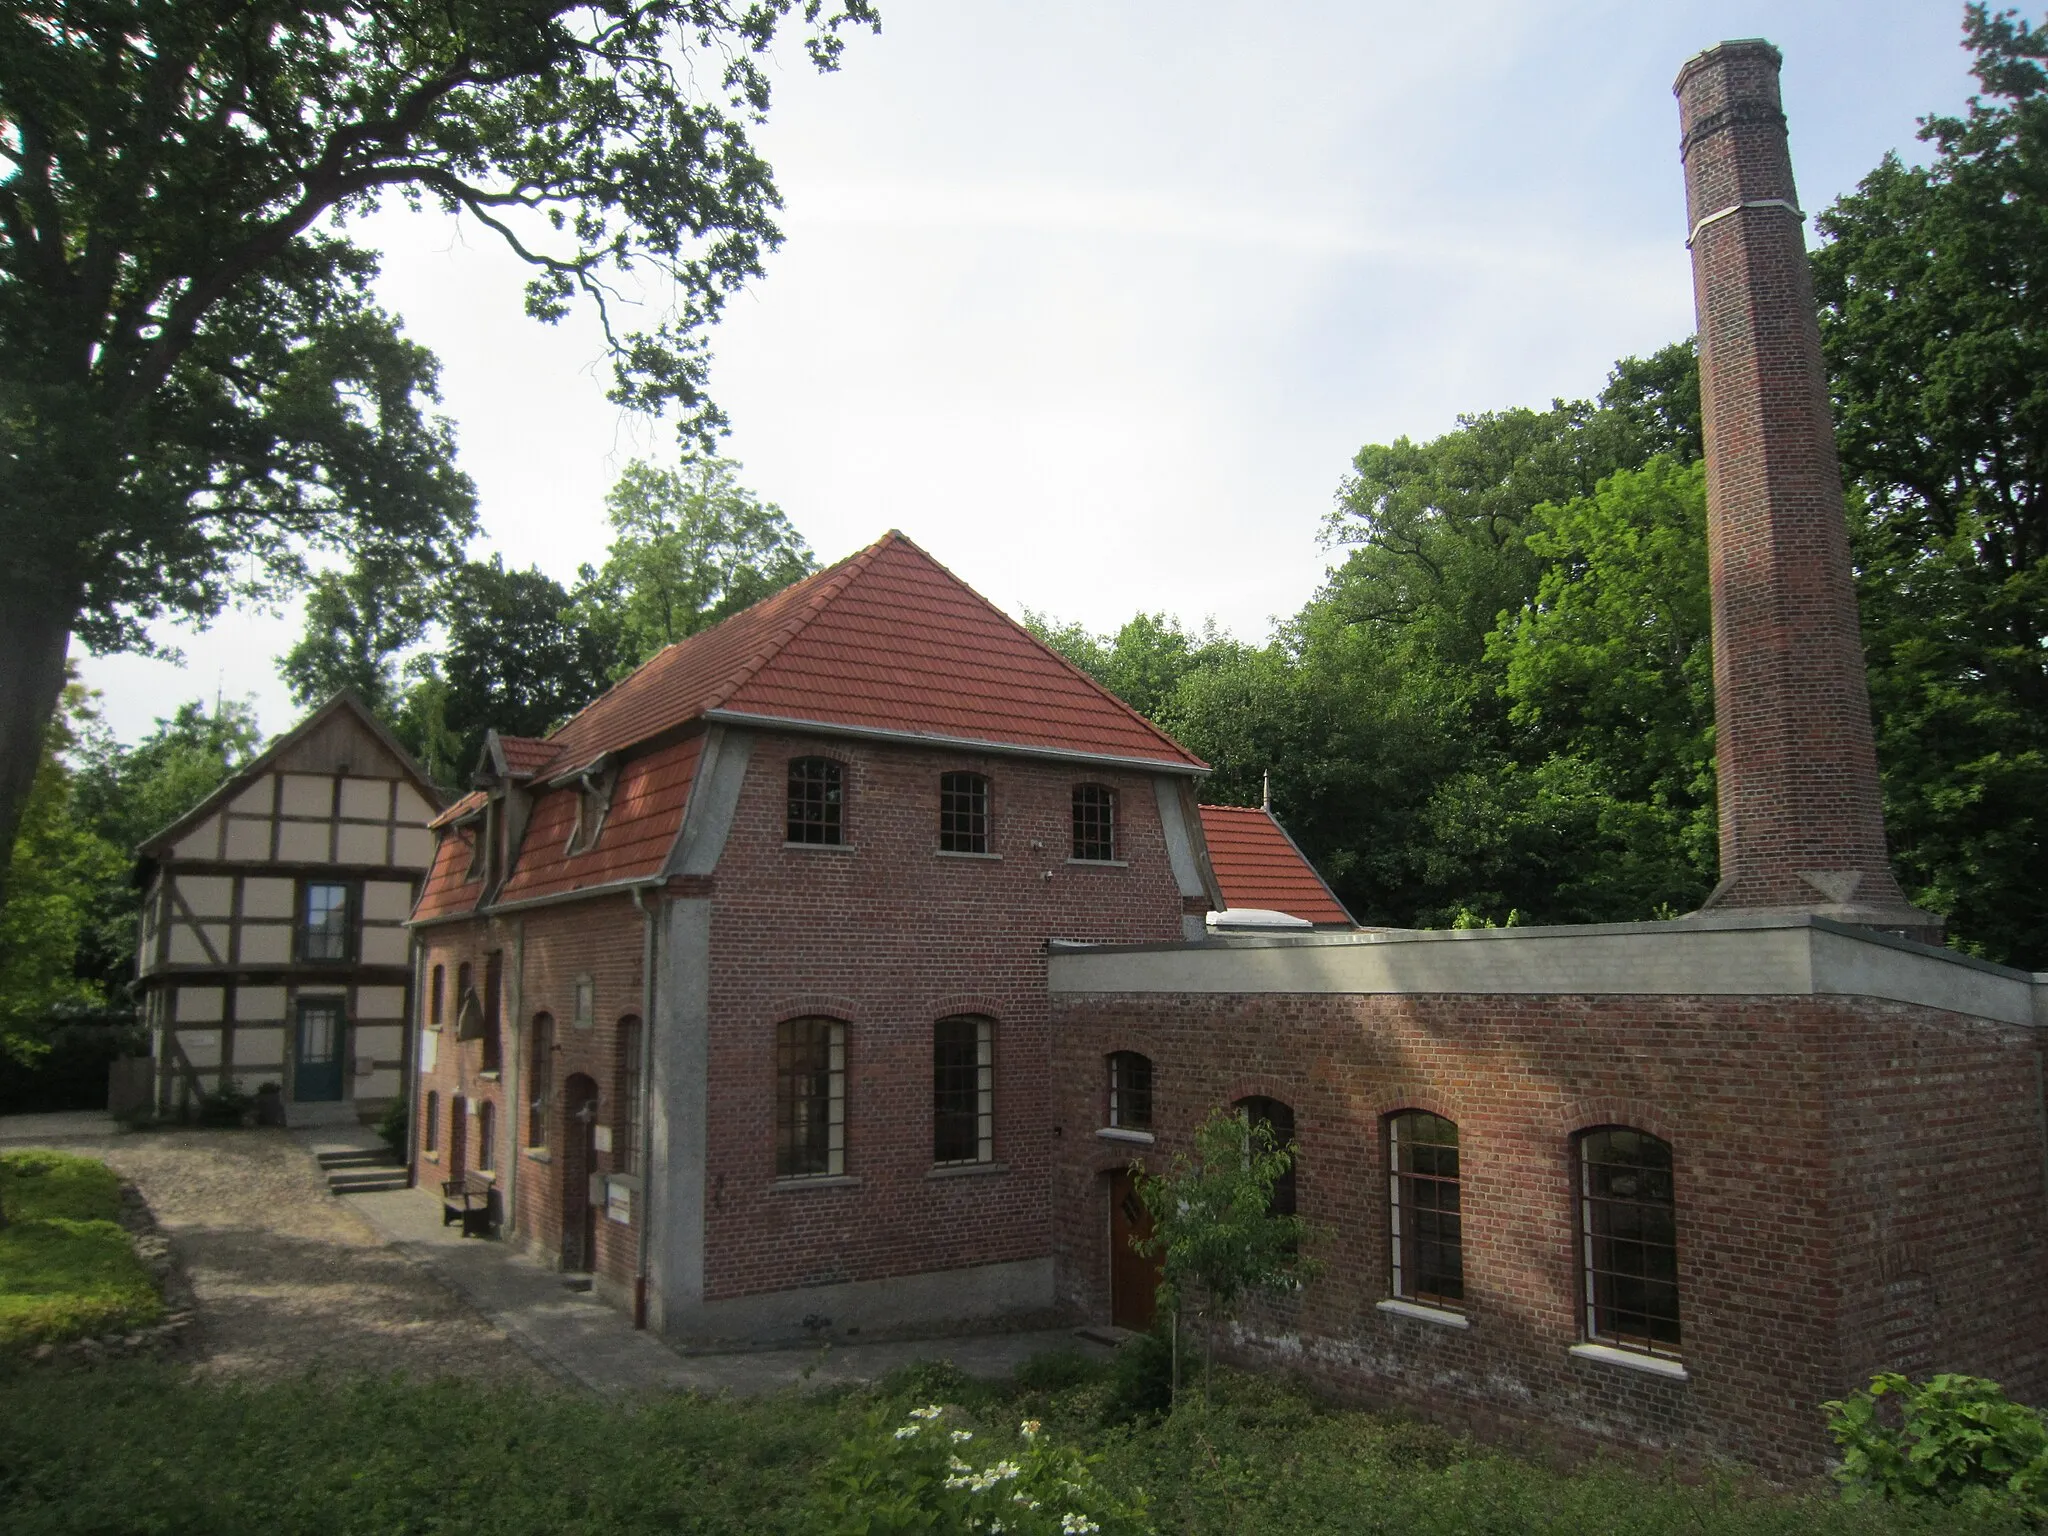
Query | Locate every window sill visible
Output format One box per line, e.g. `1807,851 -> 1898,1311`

1095,1126 -> 1155,1144
1377,1298 -> 1469,1330
1066,858 -> 1128,868
928,1160 -> 1007,1179
1569,1342 -> 1687,1381
476,1071 -> 500,1082
524,1147 -> 551,1163
784,841 -> 857,852
771,1174 -> 859,1192
422,1151 -> 441,1163
934,849 -> 1001,861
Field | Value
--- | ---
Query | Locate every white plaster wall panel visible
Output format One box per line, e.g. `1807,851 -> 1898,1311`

356,985 -> 407,1020
340,777 -> 392,820
336,821 -> 388,865
235,986 -> 288,1021
174,986 -> 224,1022
419,1029 -> 438,1073
177,1028 -> 223,1066
280,774 -> 332,817
277,821 -> 330,862
224,817 -> 273,862
357,1069 -> 401,1099
177,874 -> 235,916
169,925 -> 220,964
232,1071 -> 282,1094
394,783 -> 436,826
242,878 -> 294,919
362,881 -> 414,922
230,777 -> 274,813
239,924 -> 291,964
360,926 -> 409,967
354,1023 -> 404,1061
235,1028 -> 287,1068
173,814 -> 222,860
393,827 -> 436,867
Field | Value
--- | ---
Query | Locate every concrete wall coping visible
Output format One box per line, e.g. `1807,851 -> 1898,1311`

1046,913 -> 2048,1029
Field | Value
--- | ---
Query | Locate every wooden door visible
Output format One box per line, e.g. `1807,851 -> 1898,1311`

1109,1168 -> 1162,1331
448,1097 -> 468,1182
293,998 -> 346,1102
561,1074 -> 599,1272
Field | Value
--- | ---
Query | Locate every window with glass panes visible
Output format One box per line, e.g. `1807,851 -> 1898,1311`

477,1100 -> 496,1171
616,1016 -> 643,1175
424,1091 -> 439,1153
300,882 -> 351,960
787,758 -> 844,844
527,1013 -> 554,1148
1388,1111 -> 1463,1307
1236,1096 -> 1297,1218
775,1017 -> 845,1177
1108,1051 -> 1153,1130
933,1016 -> 994,1164
1072,785 -> 1116,861
1577,1127 -> 1681,1354
938,773 -> 989,854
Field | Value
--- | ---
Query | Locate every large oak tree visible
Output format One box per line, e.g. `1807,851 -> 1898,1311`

0,0 -> 876,893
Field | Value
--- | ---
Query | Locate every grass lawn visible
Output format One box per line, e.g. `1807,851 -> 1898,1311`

0,1352 -> 2024,1535
0,1150 -> 164,1350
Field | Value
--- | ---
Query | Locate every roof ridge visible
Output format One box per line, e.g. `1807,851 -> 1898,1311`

698,532 -> 899,715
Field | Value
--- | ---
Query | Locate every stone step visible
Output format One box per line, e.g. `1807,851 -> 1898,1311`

329,1173 -> 410,1195
316,1148 -> 402,1170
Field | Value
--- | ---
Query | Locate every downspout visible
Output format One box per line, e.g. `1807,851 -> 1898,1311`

632,883 -> 658,1328
406,928 -> 424,1189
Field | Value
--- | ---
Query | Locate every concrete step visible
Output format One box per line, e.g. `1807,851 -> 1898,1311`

285,1100 -> 363,1129
329,1171 -> 410,1195
316,1148 -> 402,1170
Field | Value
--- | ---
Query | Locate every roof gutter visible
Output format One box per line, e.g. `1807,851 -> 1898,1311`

699,709 -> 1208,777
408,872 -> 668,929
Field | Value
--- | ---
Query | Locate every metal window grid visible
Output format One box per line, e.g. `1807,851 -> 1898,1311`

1579,1128 -> 1681,1354
617,1017 -> 643,1176
527,1014 -> 553,1148
776,1017 -> 845,1177
424,1091 -> 439,1152
1388,1111 -> 1464,1307
787,758 -> 844,844
1108,1051 -> 1153,1130
933,1016 -> 993,1164
938,773 -> 989,854
477,1100 -> 495,1171
1072,785 -> 1116,861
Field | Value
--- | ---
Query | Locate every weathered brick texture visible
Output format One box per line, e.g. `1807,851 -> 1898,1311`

1051,989 -> 2048,1474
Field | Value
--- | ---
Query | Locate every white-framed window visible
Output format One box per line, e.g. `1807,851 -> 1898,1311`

933,1016 -> 994,1164
776,1017 -> 846,1178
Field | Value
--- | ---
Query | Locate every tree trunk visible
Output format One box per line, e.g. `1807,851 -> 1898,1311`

0,592 -> 75,899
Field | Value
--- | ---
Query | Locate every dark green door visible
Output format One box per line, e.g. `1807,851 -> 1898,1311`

295,999 -> 346,1102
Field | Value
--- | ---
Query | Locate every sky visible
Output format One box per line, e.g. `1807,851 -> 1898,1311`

75,0 -> 1983,744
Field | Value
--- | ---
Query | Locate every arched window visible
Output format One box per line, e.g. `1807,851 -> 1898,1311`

527,1013 -> 554,1149
1235,1096 -> 1297,1218
1577,1127 -> 1680,1355
1387,1111 -> 1462,1308
775,1017 -> 846,1178
938,773 -> 990,854
477,1100 -> 496,1171
615,1015 -> 644,1175
1072,785 -> 1117,861
430,964 -> 446,1027
1107,1051 -> 1152,1130
787,758 -> 844,844
933,1016 -> 994,1164
424,1090 -> 439,1153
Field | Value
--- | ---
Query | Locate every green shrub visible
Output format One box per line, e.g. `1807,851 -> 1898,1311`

1825,1372 -> 2048,1521
198,1084 -> 253,1127
0,1149 -> 123,1223
376,1091 -> 409,1153
1101,1326 -> 1175,1423
1013,1347 -> 1105,1394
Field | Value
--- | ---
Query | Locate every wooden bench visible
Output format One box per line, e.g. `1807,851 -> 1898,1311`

441,1172 -> 495,1238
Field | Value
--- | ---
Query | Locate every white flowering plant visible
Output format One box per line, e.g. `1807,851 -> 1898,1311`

805,1401 -> 1149,1535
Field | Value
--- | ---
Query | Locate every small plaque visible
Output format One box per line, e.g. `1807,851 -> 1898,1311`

593,1125 -> 613,1153
606,1182 -> 633,1225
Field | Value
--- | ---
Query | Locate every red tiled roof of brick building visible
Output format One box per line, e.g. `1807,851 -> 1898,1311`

496,735 -> 558,776
497,736 -> 705,904
1198,804 -> 1354,926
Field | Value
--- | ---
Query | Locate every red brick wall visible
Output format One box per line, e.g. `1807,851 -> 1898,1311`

696,733 -> 1190,1304
1050,988 -> 2048,1473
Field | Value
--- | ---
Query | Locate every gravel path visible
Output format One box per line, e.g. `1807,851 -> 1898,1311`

48,1129 -> 552,1388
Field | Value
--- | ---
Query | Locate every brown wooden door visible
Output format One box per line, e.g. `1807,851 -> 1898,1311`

448,1097 -> 468,1182
561,1074 -> 599,1272
1110,1168 -> 1162,1331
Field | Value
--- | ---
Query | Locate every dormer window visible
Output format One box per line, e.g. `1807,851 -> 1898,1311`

564,763 -> 617,856
787,757 -> 844,845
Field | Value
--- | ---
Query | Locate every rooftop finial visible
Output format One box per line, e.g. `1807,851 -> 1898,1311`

1261,770 -> 1270,813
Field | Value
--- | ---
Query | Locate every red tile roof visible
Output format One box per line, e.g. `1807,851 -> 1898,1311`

497,736 -> 704,903
1198,805 -> 1354,926
414,821 -> 482,922
428,789 -> 487,832
535,532 -> 1204,774
497,735 -> 558,776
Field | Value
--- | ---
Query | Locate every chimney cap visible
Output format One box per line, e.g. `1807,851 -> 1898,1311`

1674,38 -> 1783,95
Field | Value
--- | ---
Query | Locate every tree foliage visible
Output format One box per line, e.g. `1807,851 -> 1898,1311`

0,0 -> 877,892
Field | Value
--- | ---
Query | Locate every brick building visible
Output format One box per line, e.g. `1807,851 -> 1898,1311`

407,38 -> 2048,1473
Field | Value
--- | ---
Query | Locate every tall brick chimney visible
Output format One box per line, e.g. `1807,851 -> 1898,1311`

1674,41 -> 1939,942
